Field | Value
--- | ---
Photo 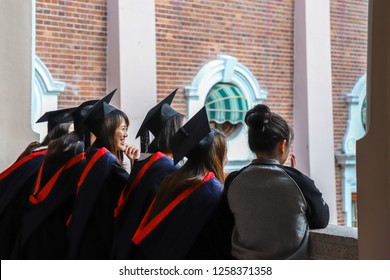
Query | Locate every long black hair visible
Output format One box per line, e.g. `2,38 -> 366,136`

147,113 -> 184,154
91,109 -> 129,163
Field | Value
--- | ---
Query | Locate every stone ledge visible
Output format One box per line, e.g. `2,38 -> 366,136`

309,224 -> 358,259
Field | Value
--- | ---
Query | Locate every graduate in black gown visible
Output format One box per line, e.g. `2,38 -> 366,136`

0,108 -> 73,259
10,91 -> 116,259
111,89 -> 184,259
128,107 -> 228,260
67,94 -> 139,259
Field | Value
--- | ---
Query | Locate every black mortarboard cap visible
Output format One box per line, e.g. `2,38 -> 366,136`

65,89 -> 117,133
36,107 -> 75,132
171,107 -> 212,165
84,90 -> 118,137
68,100 -> 97,133
136,88 -> 179,138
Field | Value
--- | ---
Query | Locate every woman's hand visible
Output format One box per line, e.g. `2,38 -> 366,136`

290,154 -> 296,168
123,144 -> 140,167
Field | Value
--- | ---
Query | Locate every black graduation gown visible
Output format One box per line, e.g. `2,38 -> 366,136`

187,175 -> 235,260
0,149 -> 47,259
128,172 -> 223,260
12,149 -> 85,259
111,152 -> 178,259
67,147 -> 129,259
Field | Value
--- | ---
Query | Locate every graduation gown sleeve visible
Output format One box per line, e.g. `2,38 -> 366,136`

0,150 -> 46,259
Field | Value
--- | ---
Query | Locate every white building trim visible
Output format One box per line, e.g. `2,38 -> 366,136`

33,55 -> 66,140
336,74 -> 366,226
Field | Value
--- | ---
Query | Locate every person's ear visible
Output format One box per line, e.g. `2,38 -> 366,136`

279,139 -> 287,154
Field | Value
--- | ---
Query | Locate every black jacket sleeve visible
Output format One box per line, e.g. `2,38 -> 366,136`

283,166 -> 330,229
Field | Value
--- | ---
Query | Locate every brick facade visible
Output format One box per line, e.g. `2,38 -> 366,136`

35,0 -> 107,108
35,0 -> 369,225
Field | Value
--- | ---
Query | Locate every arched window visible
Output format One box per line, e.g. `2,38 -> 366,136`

185,55 -> 267,170
336,73 -> 367,227
205,83 -> 248,138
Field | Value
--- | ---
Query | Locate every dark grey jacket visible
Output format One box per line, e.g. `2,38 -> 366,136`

227,159 -> 329,260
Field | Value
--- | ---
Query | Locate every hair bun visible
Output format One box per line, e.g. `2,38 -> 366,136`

245,104 -> 271,130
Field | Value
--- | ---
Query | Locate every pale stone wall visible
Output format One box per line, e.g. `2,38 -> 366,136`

309,225 -> 358,260
0,0 -> 38,172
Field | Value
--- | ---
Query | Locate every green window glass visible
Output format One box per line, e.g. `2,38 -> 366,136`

205,83 -> 248,124
205,83 -> 248,137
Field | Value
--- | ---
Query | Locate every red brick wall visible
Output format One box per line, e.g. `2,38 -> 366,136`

330,0 -> 368,225
155,0 -> 295,124
35,0 -> 107,109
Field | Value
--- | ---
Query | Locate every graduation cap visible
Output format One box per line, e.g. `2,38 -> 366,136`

67,100 -> 97,133
84,89 -> 118,138
36,107 -> 75,132
65,89 -> 117,133
136,88 -> 180,152
171,107 -> 212,165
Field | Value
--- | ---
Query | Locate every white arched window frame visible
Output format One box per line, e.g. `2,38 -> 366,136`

33,55 -> 66,141
336,73 -> 366,226
185,55 -> 268,170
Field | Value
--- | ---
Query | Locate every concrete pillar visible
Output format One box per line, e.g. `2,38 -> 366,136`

356,0 -> 390,259
294,0 -> 337,224
0,0 -> 38,172
107,0 -> 157,147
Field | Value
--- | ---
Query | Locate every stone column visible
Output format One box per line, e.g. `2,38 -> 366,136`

0,0 -> 38,172
107,0 -> 157,147
356,0 -> 390,259
294,0 -> 337,224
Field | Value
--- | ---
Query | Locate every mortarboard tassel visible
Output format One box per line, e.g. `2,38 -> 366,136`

140,130 -> 150,153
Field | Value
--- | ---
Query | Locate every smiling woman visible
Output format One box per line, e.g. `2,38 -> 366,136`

67,95 -> 140,259
113,120 -> 129,159
115,122 -> 139,167
84,101 -> 139,166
